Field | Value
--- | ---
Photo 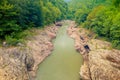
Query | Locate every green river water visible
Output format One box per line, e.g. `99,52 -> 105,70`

36,24 -> 82,80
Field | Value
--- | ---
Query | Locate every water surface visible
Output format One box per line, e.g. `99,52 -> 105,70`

36,24 -> 82,80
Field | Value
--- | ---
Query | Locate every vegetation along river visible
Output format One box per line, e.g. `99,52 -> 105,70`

36,24 -> 82,80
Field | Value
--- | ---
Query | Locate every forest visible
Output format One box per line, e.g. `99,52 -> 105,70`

0,0 -> 120,49
67,0 -> 120,49
0,0 -> 68,45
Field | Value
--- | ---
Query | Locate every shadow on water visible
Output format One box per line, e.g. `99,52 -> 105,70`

36,24 -> 82,80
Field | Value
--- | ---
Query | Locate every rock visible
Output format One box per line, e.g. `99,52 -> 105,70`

26,25 -> 59,78
87,40 -> 120,80
55,22 -> 62,26
46,31 -> 56,39
67,22 -> 120,80
0,23 -> 60,80
80,63 -> 91,80
0,47 -> 33,80
17,43 -> 24,47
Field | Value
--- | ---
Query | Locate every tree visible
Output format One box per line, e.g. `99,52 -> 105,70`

0,0 -> 20,38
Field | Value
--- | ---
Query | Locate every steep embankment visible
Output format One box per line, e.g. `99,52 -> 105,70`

68,21 -> 120,80
0,22 -> 62,80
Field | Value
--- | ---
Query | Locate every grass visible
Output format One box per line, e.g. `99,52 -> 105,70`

0,27 -> 43,47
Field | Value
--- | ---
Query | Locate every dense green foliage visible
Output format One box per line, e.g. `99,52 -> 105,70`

0,0 -> 67,45
84,0 -> 120,49
67,0 -> 120,49
67,0 -> 106,23
0,0 -> 120,49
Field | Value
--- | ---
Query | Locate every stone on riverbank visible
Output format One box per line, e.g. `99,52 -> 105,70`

67,21 -> 120,80
0,24 -> 60,80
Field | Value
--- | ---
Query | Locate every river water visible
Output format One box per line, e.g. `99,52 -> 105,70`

36,24 -> 82,80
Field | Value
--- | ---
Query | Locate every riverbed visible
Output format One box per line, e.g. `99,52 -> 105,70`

36,24 -> 82,80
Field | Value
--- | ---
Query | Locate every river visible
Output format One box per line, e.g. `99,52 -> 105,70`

36,23 -> 82,80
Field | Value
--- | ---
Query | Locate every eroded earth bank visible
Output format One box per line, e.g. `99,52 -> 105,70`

68,21 -> 120,80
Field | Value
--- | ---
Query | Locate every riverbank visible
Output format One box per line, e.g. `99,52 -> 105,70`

67,21 -> 120,80
0,21 -> 63,80
28,25 -> 59,79
36,20 -> 82,80
0,20 -> 119,80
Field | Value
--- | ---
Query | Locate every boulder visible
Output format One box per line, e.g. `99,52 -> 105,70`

80,39 -> 120,80
67,23 -> 120,80
0,47 -> 34,80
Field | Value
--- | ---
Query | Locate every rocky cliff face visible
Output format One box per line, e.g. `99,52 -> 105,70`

28,26 -> 59,79
86,39 -> 120,80
0,47 -> 34,80
0,24 -> 60,80
68,21 -> 120,80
